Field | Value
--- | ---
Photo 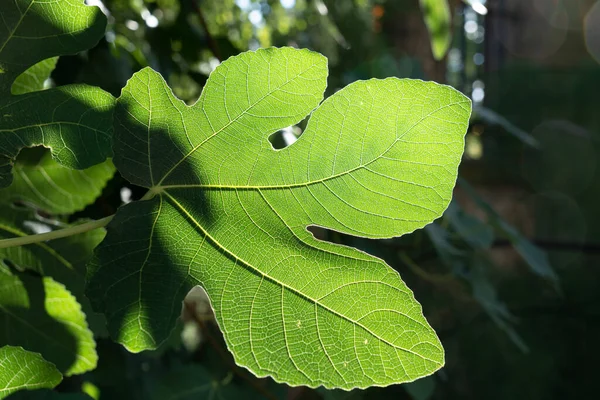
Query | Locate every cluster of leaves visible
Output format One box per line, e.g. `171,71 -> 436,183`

0,0 -> 478,398
0,1 -> 563,399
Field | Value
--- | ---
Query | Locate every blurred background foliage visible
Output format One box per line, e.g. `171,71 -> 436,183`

41,0 -> 600,398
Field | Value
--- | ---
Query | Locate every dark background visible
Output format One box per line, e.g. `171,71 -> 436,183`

53,0 -> 600,399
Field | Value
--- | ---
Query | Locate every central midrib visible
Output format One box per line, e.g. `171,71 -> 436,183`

163,191 -> 440,364
152,99 -> 469,193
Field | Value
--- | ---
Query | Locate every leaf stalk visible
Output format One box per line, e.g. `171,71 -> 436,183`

0,215 -> 113,249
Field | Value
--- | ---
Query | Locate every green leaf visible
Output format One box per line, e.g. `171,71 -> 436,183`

0,204 -> 105,290
11,58 -> 58,95
0,0 -> 115,188
420,0 -> 452,60
0,147 -> 115,214
0,204 -> 107,336
0,0 -> 103,93
0,265 -> 97,376
0,346 -> 62,399
88,47 -> 471,389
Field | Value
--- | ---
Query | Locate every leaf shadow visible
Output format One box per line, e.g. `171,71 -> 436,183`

89,130 -> 215,351
0,264 -> 79,374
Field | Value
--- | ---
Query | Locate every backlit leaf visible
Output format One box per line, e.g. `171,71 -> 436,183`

0,346 -> 62,399
11,58 -> 58,96
0,147 -> 115,215
87,47 -> 471,389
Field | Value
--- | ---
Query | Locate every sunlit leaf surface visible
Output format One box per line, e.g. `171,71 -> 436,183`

88,47 -> 471,389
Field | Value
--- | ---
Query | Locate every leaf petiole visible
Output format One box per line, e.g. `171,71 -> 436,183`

0,215 -> 113,249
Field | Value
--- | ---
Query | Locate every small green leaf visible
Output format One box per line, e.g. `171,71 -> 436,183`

0,266 -> 97,376
0,148 -> 115,214
0,203 -> 107,337
420,0 -> 452,60
88,47 -> 471,389
11,58 -> 58,96
0,346 -> 62,399
0,0 -> 115,188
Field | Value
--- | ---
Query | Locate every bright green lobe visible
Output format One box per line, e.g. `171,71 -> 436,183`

88,47 -> 471,389
0,0 -> 114,188
11,57 -> 58,95
0,346 -> 62,399
420,0 -> 452,60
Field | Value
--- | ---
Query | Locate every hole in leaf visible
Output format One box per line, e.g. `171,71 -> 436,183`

15,146 -> 49,165
306,225 -> 327,241
268,126 -> 302,150
23,220 -> 52,234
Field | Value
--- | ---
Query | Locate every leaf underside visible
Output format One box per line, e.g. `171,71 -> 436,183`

87,47 -> 471,389
0,148 -> 116,215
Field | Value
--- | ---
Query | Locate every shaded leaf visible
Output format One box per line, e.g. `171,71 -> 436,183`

458,179 -> 559,290
0,0 -> 115,188
0,203 -> 107,336
468,254 -> 529,353
0,265 -> 97,376
0,346 -> 62,399
0,148 -> 115,215
88,47 -> 471,389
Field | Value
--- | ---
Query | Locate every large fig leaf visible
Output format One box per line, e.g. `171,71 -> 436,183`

0,0 -> 114,188
87,47 -> 471,389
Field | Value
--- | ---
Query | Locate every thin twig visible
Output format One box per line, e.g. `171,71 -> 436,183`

0,215 -> 113,249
